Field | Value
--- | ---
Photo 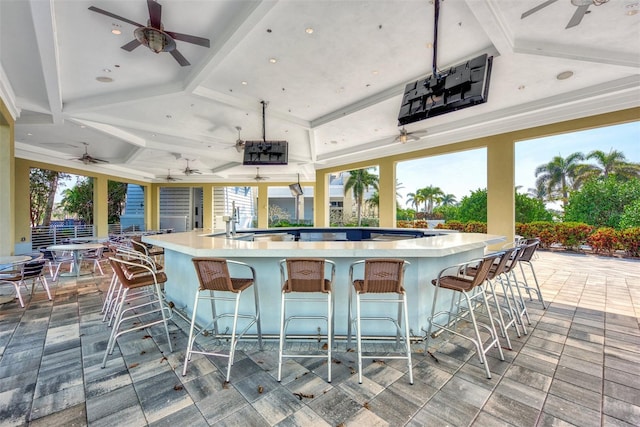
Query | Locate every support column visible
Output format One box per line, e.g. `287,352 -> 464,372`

487,135 -> 516,248
93,176 -> 109,237
378,157 -> 396,227
257,184 -> 268,228
314,170 -> 329,227
14,159 -> 31,249
0,99 -> 15,255
202,183 -> 213,230
148,184 -> 160,230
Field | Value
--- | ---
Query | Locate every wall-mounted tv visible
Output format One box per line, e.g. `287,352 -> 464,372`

398,53 -> 492,126
242,141 -> 288,165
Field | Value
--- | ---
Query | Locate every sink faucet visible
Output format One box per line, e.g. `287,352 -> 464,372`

231,202 -> 239,237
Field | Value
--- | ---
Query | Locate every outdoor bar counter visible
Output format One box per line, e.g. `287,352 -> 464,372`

143,228 -> 504,337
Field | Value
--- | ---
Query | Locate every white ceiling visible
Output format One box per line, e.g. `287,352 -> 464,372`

1,0 -> 638,184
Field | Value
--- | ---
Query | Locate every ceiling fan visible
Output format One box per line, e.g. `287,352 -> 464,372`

75,142 -> 109,165
88,0 -> 210,66
253,167 -> 269,182
164,169 -> 181,181
233,126 -> 245,153
183,159 -> 201,176
394,127 -> 427,144
521,0 -> 609,29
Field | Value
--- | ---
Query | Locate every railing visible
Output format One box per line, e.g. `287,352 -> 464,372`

31,224 -> 96,249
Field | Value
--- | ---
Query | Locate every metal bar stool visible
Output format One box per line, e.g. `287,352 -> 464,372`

425,254 -> 504,379
184,258 -> 263,383
499,245 -> 531,334
348,258 -> 413,385
102,256 -> 173,368
277,258 -> 335,383
466,248 -> 523,349
515,238 -> 546,309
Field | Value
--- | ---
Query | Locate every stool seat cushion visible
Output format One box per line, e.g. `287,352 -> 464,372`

432,275 -> 475,292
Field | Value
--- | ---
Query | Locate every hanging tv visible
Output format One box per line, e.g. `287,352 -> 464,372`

398,54 -> 492,126
242,141 -> 288,165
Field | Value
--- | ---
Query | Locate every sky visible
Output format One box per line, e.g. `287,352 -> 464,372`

396,121 -> 640,208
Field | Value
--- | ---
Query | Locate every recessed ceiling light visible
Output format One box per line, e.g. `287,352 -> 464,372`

269,58 -> 277,63
372,70 -> 379,75
556,70 -> 574,80
330,140 -> 338,144
96,76 -> 113,83
111,24 -> 121,35
518,85 -> 525,90
241,81 -> 248,85
305,27 -> 314,34
166,114 -> 172,119
27,132 -> 32,136
426,42 -> 433,49
103,68 -> 112,73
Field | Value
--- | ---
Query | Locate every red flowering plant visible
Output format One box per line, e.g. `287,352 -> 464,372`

587,227 -> 619,255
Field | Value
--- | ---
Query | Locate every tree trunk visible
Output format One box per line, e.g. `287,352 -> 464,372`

42,174 -> 59,226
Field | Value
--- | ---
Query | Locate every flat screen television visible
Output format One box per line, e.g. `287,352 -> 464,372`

289,183 -> 303,196
242,141 -> 288,165
398,54 -> 492,126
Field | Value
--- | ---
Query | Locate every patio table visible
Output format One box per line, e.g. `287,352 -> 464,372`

47,243 -> 105,278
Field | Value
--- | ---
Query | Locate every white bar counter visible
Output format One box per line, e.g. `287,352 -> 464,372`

144,229 -> 504,337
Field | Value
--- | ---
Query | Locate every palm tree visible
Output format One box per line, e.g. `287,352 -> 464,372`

406,191 -> 424,213
440,193 -> 457,206
344,168 -> 379,226
534,152 -> 585,208
418,185 -> 444,215
366,191 -> 379,217
586,149 -> 640,180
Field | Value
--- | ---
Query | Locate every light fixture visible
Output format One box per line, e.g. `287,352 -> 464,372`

305,27 -> 314,34
269,58 -> 277,63
96,76 -> 113,83
556,70 -> 574,80
111,24 -> 122,35
134,27 -> 175,53
399,133 -> 409,144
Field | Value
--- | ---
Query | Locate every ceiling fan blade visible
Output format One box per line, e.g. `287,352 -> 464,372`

121,39 -> 142,51
520,0 -> 558,19
88,6 -> 144,28
147,0 -> 162,29
165,31 -> 211,48
93,158 -> 109,163
566,4 -> 589,28
170,49 -> 190,66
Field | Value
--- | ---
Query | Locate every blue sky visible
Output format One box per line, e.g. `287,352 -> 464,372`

396,121 -> 640,207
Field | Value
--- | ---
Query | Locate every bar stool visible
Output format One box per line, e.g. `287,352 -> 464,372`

425,254 -> 504,379
277,258 -> 335,383
0,259 -> 52,307
348,258 -> 413,385
102,256 -> 173,368
466,248 -> 523,349
499,245 -> 531,334
515,238 -> 546,309
184,258 -> 263,383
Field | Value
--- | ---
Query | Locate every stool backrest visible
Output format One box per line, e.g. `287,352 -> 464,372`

361,258 -> 407,294
469,254 -> 500,288
489,247 -> 518,279
282,258 -> 331,293
192,258 -> 236,292
518,238 -> 539,262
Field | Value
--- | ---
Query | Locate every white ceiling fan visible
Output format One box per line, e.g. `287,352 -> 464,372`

164,169 -> 181,181
253,167 -> 269,181
183,159 -> 201,175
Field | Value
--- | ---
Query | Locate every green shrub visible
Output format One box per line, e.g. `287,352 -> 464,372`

619,227 -> 640,257
438,220 -> 466,231
464,221 -> 487,233
620,200 -> 640,229
555,222 -> 593,250
587,227 -> 619,255
518,221 -> 557,248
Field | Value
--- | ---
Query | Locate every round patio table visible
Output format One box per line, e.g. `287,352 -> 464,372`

47,243 -> 105,278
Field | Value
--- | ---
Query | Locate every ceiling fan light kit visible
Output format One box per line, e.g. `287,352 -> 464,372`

88,0 -> 210,66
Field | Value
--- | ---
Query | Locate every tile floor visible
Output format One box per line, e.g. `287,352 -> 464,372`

0,250 -> 639,426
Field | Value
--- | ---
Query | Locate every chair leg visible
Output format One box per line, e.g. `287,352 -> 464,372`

253,284 -> 263,351
519,261 -> 546,309
102,288 -> 129,368
225,293 -> 242,383
402,294 -> 413,385
327,291 -> 332,383
183,291 -> 201,376
277,292 -> 286,382
356,292 -> 363,384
